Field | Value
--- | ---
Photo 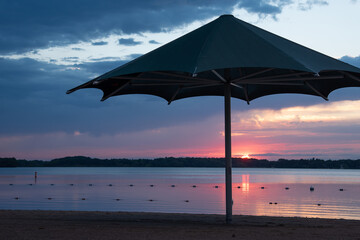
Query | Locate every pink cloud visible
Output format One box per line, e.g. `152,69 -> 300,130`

2,100 -> 360,160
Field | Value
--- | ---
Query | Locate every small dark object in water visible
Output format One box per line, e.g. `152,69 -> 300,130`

214,185 -> 219,188
150,184 -> 154,187
108,184 -> 112,187
81,198 -> 86,200
269,202 -> 273,204
47,198 -> 52,200
148,199 -> 154,202
237,186 -> 241,189
70,184 -> 74,186
285,187 -> 289,190
129,184 -> 133,187
310,186 -> 314,191
50,184 -> 54,186
317,203 -> 321,206
14,197 -> 19,200
88,184 -> 93,186
28,184 -> 33,186
9,184 -> 13,186
260,186 -> 265,189
274,202 -> 278,205
185,200 -> 189,202
171,185 -> 175,187
339,188 -> 344,191
115,198 -> 121,201
192,185 -> 197,188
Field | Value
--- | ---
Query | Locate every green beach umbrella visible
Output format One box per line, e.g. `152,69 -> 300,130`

67,14 -> 360,223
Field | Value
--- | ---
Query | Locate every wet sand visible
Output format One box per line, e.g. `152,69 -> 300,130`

1,210 -> 359,240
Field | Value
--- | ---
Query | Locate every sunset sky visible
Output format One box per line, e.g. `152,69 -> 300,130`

1,0 -> 360,160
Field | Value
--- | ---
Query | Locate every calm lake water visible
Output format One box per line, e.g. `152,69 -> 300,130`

0,167 -> 359,220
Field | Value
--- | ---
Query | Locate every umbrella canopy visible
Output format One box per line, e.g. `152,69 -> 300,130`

67,14 -> 360,223
68,14 -> 360,103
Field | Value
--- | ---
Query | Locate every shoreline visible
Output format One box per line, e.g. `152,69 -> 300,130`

1,210 -> 360,239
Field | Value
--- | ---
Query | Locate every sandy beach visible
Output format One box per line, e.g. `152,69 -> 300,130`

1,210 -> 359,240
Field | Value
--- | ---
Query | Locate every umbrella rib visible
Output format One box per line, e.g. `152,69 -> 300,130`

304,81 -> 328,101
101,81 -> 130,101
168,87 -> 182,105
231,83 -> 249,104
243,85 -> 250,105
340,71 -> 360,83
211,70 -> 227,83
233,71 -> 310,83
240,82 -> 304,86
230,83 -> 243,89
111,76 -> 214,84
233,68 -> 274,82
66,80 -> 94,94
152,71 -> 218,83
238,75 -> 344,83
267,75 -> 344,82
182,83 -> 222,90
131,82 -> 202,86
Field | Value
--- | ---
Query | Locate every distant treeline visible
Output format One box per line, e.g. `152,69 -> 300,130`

1,156 -> 360,169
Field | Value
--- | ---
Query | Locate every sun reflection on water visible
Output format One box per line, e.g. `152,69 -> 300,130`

1,168 -> 360,220
242,174 -> 250,193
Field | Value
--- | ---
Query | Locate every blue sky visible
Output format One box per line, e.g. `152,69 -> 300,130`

1,0 -> 360,160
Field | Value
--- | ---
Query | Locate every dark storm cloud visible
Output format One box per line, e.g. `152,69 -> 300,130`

340,55 -> 360,68
149,40 -> 160,44
118,38 -> 142,46
0,57 -> 224,136
62,57 -> 79,63
0,0 -> 301,55
72,47 -> 85,51
2,54 -> 359,137
237,0 -> 328,17
236,0 -> 286,15
91,41 -> 108,46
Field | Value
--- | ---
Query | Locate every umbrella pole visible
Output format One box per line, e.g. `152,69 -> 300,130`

224,83 -> 232,223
